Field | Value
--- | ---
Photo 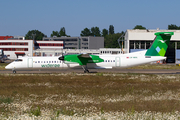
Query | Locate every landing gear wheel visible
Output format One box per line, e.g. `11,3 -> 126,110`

82,65 -> 89,73
84,70 -> 89,73
13,70 -> 16,74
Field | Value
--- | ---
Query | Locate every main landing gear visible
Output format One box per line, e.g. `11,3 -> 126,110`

12,70 -> 16,74
82,65 -> 89,73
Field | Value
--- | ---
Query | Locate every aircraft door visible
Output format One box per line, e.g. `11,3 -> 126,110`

28,58 -> 33,68
60,60 -> 64,67
115,57 -> 121,67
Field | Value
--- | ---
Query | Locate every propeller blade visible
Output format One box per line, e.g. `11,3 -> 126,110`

58,56 -> 64,60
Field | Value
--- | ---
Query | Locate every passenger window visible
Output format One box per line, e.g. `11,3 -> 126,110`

35,61 -> 37,63
49,61 -> 51,63
38,61 -> 40,63
52,61 -> 53,63
54,61 -> 56,63
15,59 -> 23,62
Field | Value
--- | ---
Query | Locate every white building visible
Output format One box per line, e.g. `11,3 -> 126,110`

0,40 -> 34,59
34,41 -> 64,56
35,41 -> 63,50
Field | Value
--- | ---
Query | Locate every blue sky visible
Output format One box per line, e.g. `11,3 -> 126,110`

0,0 -> 179,37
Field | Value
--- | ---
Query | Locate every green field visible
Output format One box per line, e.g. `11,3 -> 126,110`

0,71 -> 180,119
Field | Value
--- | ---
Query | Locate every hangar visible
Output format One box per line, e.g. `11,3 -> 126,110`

122,29 -> 180,63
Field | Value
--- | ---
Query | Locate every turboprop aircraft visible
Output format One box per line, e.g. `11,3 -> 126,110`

5,32 -> 174,73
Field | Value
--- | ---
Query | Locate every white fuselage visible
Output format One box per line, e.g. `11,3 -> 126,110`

5,50 -> 166,70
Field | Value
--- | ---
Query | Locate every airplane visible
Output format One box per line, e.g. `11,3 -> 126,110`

5,32 -> 174,73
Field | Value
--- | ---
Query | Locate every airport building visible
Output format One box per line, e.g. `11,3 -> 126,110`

33,36 -> 105,56
123,29 -> 180,63
0,36 -> 13,40
43,36 -> 104,49
33,48 -> 123,57
0,40 -> 34,59
0,36 -> 106,59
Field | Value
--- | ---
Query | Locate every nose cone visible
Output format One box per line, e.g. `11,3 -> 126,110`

5,63 -> 13,69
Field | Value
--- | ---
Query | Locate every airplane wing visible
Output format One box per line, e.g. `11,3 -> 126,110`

63,53 -> 104,65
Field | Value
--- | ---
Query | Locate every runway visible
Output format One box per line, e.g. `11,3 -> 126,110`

1,68 -> 180,74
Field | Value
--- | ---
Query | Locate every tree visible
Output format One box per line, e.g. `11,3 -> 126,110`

80,28 -> 91,36
25,30 -> 47,40
133,25 -> 146,29
168,24 -> 180,30
109,25 -> 114,34
91,27 -> 101,36
51,31 -> 60,37
51,27 -> 70,37
81,27 -> 101,36
59,27 -> 67,36
104,32 -> 124,48
102,29 -> 108,37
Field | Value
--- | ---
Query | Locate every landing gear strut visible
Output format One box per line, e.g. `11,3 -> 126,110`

82,65 -> 89,73
12,70 -> 16,74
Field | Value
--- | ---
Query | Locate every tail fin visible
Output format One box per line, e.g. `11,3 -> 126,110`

145,32 -> 174,56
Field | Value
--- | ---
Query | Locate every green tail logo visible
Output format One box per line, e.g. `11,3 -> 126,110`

145,32 -> 174,56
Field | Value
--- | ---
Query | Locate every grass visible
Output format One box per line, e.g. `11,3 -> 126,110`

0,73 -> 180,118
57,108 -> 75,116
30,106 -> 41,117
1,63 -> 180,119
0,63 -> 8,70
126,63 -> 180,69
0,97 -> 13,104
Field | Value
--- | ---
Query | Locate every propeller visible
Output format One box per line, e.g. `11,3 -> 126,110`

58,55 -> 64,60
58,49 -> 65,61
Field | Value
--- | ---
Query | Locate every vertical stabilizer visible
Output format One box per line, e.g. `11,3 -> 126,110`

145,32 -> 174,56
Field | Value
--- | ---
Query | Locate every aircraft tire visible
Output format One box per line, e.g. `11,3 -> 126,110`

13,70 -> 16,74
84,70 -> 89,73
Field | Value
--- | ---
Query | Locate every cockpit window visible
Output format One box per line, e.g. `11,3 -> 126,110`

15,59 -> 23,62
